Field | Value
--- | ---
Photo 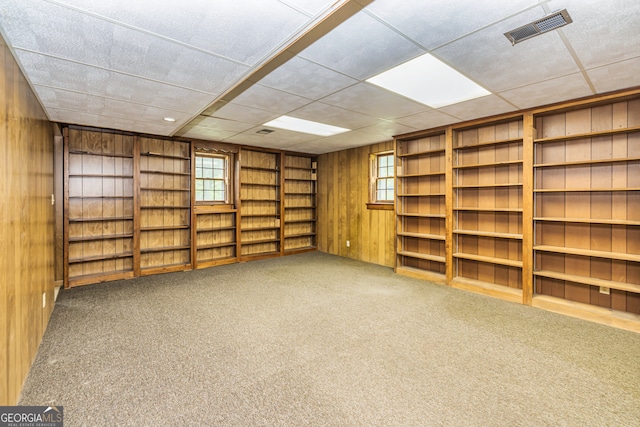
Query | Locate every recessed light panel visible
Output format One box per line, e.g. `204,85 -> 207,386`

366,54 -> 491,108
263,115 -> 350,136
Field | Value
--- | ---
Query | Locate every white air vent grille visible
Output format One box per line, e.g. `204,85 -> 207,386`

505,9 -> 572,45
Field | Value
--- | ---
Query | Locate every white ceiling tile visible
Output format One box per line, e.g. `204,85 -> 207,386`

498,73 -> 594,110
434,7 -> 581,93
2,0 -> 248,94
550,0 -> 640,70
299,11 -> 425,80
210,102 -> 281,125
258,56 -> 358,99
34,86 -> 191,130
357,121 -> 419,138
280,0 -> 336,16
366,0 -> 540,49
394,109 -> 461,130
588,56 -> 640,94
45,0 -> 312,65
195,117 -> 256,133
15,50 -> 213,114
437,94 -> 517,121
286,102 -> 381,129
224,126 -> 319,147
320,83 -> 430,120
231,84 -> 312,114
178,126 -> 239,141
288,130 -> 390,154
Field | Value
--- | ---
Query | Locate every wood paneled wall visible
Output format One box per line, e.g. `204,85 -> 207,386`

0,37 -> 55,405
317,141 -> 395,267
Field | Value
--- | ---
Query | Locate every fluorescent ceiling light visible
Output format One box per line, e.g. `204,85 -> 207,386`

366,54 -> 491,108
263,115 -> 350,136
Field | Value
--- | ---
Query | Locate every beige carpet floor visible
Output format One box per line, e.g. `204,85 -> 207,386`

19,252 -> 640,426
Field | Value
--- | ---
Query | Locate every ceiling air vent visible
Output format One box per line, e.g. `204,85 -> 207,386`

504,9 -> 572,45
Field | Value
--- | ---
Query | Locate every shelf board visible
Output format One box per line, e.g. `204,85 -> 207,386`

285,232 -> 316,238
141,245 -> 191,254
141,152 -> 190,160
453,137 -> 523,151
397,212 -> 445,218
453,252 -> 522,268
140,205 -> 190,209
535,188 -> 640,193
197,226 -> 236,232
241,182 -> 279,187
140,262 -> 191,272
453,229 -> 523,240
141,170 -> 190,176
534,270 -> 640,294
69,233 -> 134,242
534,157 -> 640,168
534,125 -> 640,144
197,242 -> 236,250
454,207 -> 522,212
285,206 -> 315,209
397,251 -> 445,263
69,216 -> 133,223
284,192 -> 315,196
284,218 -> 317,223
241,198 -> 280,202
69,195 -> 132,199
69,150 -> 133,159
533,217 -> 640,226
241,165 -> 279,172
397,147 -> 445,157
141,225 -> 190,231
141,187 -> 190,192
398,193 -> 445,197
242,226 -> 280,232
241,238 -> 280,245
398,231 -> 445,241
68,252 -> 133,263
397,171 -> 445,178
454,183 -> 522,188
454,159 -> 523,169
534,245 -> 640,262
240,213 -> 280,218
284,178 -> 315,182
284,166 -> 315,171
68,174 -> 133,178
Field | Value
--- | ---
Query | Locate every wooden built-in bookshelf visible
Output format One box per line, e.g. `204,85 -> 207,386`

239,149 -> 281,259
452,118 -> 524,301
283,154 -> 317,253
138,137 -> 191,275
532,98 -> 640,317
64,127 -> 136,287
393,89 -> 640,331
395,131 -> 447,283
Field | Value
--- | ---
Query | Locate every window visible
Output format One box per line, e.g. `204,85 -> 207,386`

368,151 -> 394,209
195,154 -> 229,203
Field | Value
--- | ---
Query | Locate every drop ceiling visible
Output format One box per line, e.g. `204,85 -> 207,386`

1,0 -> 639,154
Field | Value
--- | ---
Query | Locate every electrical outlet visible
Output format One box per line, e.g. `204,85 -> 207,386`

42,292 -> 46,308
346,240 -> 350,248
599,286 -> 610,295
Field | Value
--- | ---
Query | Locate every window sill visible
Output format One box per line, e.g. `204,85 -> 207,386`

366,202 -> 394,211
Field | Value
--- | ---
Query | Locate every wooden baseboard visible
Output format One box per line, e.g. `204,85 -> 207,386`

451,277 -> 523,304
532,295 -> 640,333
395,266 -> 446,285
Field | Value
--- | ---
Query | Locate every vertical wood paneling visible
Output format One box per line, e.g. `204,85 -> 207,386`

0,36 -> 55,405
317,141 -> 395,267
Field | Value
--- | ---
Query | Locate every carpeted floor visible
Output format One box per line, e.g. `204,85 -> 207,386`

19,252 -> 640,426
